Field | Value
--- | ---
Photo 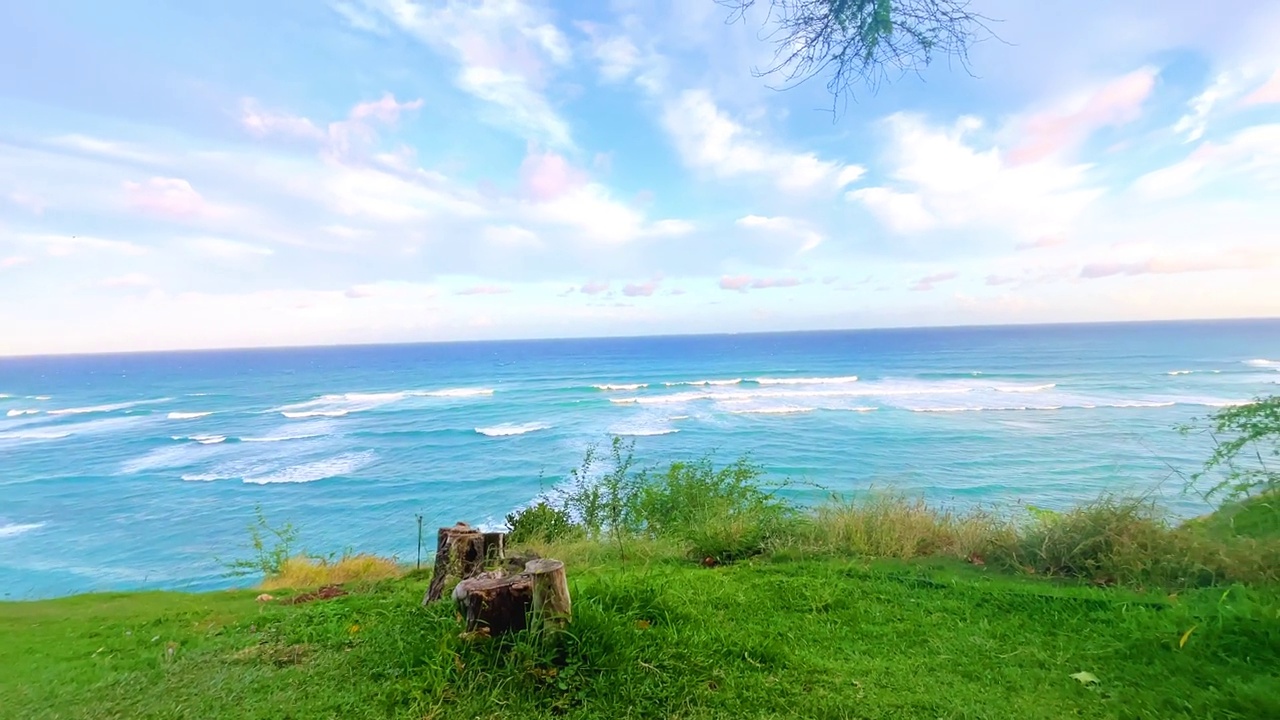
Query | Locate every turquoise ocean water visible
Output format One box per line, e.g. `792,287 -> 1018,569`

2,319 -> 1278,599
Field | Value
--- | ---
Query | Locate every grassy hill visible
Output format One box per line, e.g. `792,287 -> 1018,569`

3,547 -> 1278,719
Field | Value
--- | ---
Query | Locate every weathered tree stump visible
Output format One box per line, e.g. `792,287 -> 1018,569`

452,559 -> 572,637
423,523 -> 507,604
526,558 -> 571,631
454,572 -> 533,635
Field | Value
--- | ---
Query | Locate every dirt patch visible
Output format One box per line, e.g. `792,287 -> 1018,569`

282,585 -> 348,605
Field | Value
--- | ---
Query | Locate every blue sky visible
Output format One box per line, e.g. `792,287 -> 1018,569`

1,0 -> 1279,355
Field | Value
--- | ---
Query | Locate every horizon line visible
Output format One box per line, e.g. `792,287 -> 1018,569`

2,314 -> 1277,361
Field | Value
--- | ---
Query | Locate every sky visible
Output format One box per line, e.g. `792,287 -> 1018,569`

1,0 -> 1279,355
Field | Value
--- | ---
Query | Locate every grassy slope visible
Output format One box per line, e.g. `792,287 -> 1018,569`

3,554 -> 1278,720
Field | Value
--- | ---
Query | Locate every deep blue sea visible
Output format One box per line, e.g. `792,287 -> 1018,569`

2,320 -> 1279,599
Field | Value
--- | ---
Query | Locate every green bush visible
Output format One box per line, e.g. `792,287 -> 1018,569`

506,501 -> 580,544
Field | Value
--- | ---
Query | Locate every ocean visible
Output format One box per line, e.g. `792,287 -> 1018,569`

1,319 -> 1278,599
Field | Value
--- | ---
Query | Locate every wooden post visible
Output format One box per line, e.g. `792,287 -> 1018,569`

526,559 -> 571,631
423,523 -> 484,604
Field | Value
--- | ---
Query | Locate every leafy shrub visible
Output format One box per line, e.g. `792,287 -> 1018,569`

507,501 -> 580,544
1184,395 -> 1280,501
221,506 -> 299,578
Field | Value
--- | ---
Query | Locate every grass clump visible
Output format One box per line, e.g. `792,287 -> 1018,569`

259,553 -> 404,591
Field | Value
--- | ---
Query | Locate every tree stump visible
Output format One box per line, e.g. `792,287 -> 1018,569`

423,523 -> 508,604
454,573 -> 533,635
452,559 -> 572,637
526,559 -> 571,631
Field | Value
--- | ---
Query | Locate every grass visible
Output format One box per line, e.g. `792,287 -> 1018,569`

2,550 -> 1278,719
259,553 -> 403,591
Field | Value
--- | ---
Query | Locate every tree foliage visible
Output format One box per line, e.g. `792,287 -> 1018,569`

1185,396 -> 1280,501
718,0 -> 993,110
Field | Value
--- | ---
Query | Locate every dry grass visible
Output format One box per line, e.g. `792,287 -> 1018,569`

260,553 -> 404,590
782,492 -> 1010,560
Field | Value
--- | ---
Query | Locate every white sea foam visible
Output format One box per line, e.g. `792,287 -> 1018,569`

912,405 -> 1064,413
6,409 -> 40,417
168,411 -> 213,420
664,378 -> 742,387
1167,370 -> 1193,376
242,452 -> 374,485
241,432 -> 326,443
1244,359 -> 1280,369
731,407 -> 815,415
668,415 -> 691,421
33,395 -> 51,400
755,375 -> 859,385
276,388 -> 493,419
610,427 -> 680,436
593,383 -> 648,391
180,473 -> 226,482
282,409 -> 349,419
48,398 -> 170,416
0,430 -> 70,441
191,435 -> 226,445
476,422 -> 550,437
992,383 -> 1056,393
0,522 -> 45,538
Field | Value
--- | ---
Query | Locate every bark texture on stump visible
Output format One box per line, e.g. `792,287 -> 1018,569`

423,523 -> 509,604
526,559 -> 572,631
451,558 -> 572,638
454,573 -> 533,635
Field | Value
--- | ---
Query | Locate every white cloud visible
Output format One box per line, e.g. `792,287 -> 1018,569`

48,134 -> 165,165
662,90 -> 864,193
100,272 -> 156,289
350,0 -> 575,148
19,233 -> 146,257
735,215 -> 825,252
849,114 -> 1103,241
1133,123 -> 1280,199
186,237 -> 275,260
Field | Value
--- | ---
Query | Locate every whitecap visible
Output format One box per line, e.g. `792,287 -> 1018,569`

241,432 -> 326,443
191,435 -> 226,445
592,383 -> 648,391
992,383 -> 1057,393
664,378 -> 742,387
32,396 -> 51,401
1166,370 -> 1193,376
754,375 -> 859,385
242,452 -> 374,485
731,407 -> 815,415
912,406 -> 1064,413
0,430 -> 70,441
48,398 -> 170,416
418,388 -> 494,398
167,411 -> 213,420
1244,359 -> 1279,369
281,409 -> 349,419
610,427 -> 680,436
6,409 -> 40,417
0,522 -> 45,538
476,422 -> 550,437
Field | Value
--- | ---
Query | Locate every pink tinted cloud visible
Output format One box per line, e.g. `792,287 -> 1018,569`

455,284 -> 512,295
1079,250 -> 1271,279
124,177 -> 210,218
910,271 -> 959,292
1016,235 -> 1068,251
579,280 -> 610,295
719,275 -> 804,292
520,147 -> 588,202
8,191 -> 47,215
622,280 -> 660,297
1243,69 -> 1280,106
350,93 -> 425,123
1010,67 -> 1157,164
1,255 -> 29,269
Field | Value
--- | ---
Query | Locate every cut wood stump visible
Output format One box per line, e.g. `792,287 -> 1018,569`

422,523 -> 507,605
452,559 -> 572,637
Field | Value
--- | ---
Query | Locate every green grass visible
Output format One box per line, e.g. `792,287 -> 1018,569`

3,551 -> 1278,719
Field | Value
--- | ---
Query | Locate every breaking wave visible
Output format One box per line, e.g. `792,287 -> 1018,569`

1245,359 -> 1279,369
664,378 -> 742,387
476,422 -> 550,437
48,398 -> 170,416
167,411 -> 213,420
0,522 -> 45,538
241,452 -> 375,485
754,375 -> 859,385
6,409 -> 40,417
276,388 -> 494,418
610,426 -> 680,436
592,383 -> 648,391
